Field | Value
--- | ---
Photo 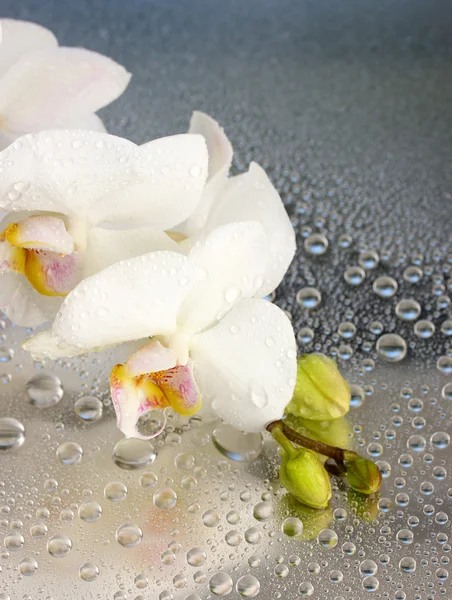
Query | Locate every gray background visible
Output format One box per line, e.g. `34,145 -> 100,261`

3,0 -> 452,238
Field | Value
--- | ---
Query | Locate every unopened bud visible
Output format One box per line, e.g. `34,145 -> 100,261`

345,457 -> 382,494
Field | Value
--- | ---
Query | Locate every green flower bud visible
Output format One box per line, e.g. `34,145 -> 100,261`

345,457 -> 382,495
285,354 -> 351,421
284,414 -> 352,451
273,426 -> 332,509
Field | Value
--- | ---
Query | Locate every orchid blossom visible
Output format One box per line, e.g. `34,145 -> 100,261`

0,129 -> 207,326
0,19 -> 131,149
24,222 -> 297,436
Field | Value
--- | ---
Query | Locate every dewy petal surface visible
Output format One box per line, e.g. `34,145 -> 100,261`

84,227 -> 181,276
0,47 -> 130,136
22,329 -> 84,361
182,111 -> 233,234
177,222 -> 269,334
0,131 -> 207,230
0,19 -> 57,79
206,162 -> 296,297
4,215 -> 73,254
110,364 -> 169,439
190,298 -> 297,432
52,251 -> 201,351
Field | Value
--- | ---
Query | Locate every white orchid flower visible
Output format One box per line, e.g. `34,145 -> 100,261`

24,222 -> 297,436
173,111 -> 296,298
0,19 -> 131,149
0,129 -> 208,326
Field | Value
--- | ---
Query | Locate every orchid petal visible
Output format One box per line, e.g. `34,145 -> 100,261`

0,131 -> 207,230
126,340 -> 177,377
22,329 -> 84,360
177,222 -> 269,334
3,215 -> 73,254
181,112 -> 233,235
0,19 -> 57,79
0,273 -> 62,327
24,250 -> 81,297
190,298 -> 296,433
89,134 -> 208,229
110,364 -> 169,439
84,227 -> 181,276
206,163 -> 296,297
62,112 -> 107,133
0,47 -> 130,136
0,240 -> 25,274
52,251 -> 201,351
151,362 -> 202,416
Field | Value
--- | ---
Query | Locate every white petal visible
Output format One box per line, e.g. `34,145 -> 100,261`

23,329 -> 83,360
206,163 -> 296,297
52,251 -> 201,351
89,134 -> 208,229
190,298 -> 296,432
126,340 -> 177,377
179,112 -> 233,235
0,131 -> 207,230
0,130 -> 139,216
0,272 -> 62,327
0,19 -> 57,79
0,47 -> 130,136
177,222 -> 269,334
84,227 -> 181,276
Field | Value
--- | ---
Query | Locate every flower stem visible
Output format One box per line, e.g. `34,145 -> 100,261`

269,423 -> 297,457
267,420 -> 359,463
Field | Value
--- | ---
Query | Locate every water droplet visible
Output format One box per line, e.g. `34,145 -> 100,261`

116,523 -> 143,547
253,501 -> 273,521
0,418 -> 25,450
134,573 -> 148,588
373,275 -> 398,298
282,517 -> 303,537
431,431 -> 450,449
414,319 -> 435,338
395,299 -> 421,321
407,434 -> 426,452
212,424 -> 263,461
19,557 -> 38,576
74,396 -> 103,421
236,575 -> 260,597
47,534 -> 72,558
30,522 -> 47,538
442,383 -> 452,401
209,572 -> 233,596
26,374 -> 63,408
79,562 -> 99,582
399,556 -> 416,572
338,322 -> 356,339
441,319 -> 452,336
350,384 -> 365,407
298,582 -> 314,597
225,530 -> 242,546
112,438 -> 156,470
78,501 -> 102,522
376,334 -> 407,362
174,452 -> 195,470
4,532 -> 24,551
344,266 -> 365,286
296,287 -> 322,309
362,576 -> 379,592
403,265 -> 423,283
396,529 -> 414,544
104,481 -> 128,502
56,442 -> 83,465
297,327 -> 314,344
153,488 -> 177,509
202,509 -> 220,527
437,356 -> 452,374
358,249 -> 379,269
186,547 -> 206,567
317,528 -> 338,549
139,471 -> 158,489
304,234 -> 328,256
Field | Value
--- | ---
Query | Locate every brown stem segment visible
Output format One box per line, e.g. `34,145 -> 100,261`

267,420 -> 359,464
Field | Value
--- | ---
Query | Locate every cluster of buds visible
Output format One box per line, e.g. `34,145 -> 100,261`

269,354 -> 382,510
